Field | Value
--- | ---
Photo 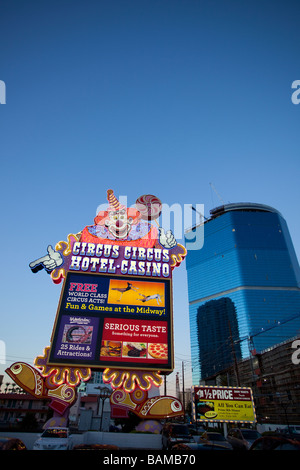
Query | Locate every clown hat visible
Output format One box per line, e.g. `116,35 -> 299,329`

107,189 -> 125,211
94,189 -> 141,225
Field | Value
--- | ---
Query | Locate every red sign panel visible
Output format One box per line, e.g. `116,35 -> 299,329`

101,317 -> 169,365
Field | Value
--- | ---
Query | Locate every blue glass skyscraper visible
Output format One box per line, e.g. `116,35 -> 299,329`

185,203 -> 300,384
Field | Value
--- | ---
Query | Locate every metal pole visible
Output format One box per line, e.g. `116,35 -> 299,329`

96,386 -> 111,432
228,320 -> 240,386
100,398 -> 105,431
182,362 -> 185,422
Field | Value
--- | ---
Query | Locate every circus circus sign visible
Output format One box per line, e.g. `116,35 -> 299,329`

28,190 -> 186,374
66,242 -> 172,278
29,190 -> 186,284
6,189 -> 187,423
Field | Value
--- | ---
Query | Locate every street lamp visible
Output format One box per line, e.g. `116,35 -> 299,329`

95,386 -> 112,432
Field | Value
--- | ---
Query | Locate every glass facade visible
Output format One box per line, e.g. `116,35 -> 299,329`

185,203 -> 300,384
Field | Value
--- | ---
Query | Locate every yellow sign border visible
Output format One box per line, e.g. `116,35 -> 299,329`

192,385 -> 257,423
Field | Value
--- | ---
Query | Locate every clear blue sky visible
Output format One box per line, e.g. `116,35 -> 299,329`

1,0 -> 299,395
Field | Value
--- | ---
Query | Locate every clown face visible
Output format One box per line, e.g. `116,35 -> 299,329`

105,209 -> 133,239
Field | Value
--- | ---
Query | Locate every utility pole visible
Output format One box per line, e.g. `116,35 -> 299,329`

176,372 -> 180,399
182,362 -> 186,422
228,320 -> 240,386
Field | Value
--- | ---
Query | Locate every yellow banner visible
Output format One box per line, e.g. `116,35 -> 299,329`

193,386 -> 256,423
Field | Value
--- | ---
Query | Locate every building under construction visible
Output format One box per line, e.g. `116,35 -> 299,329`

203,335 -> 300,426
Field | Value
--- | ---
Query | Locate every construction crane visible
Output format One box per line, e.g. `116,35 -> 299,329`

209,182 -> 225,204
234,312 -> 300,352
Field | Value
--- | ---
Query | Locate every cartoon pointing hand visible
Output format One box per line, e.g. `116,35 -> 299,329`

158,228 -> 177,249
29,245 -> 63,273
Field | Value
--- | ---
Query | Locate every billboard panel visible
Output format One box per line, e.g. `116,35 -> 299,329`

192,385 -> 256,423
48,272 -> 173,372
